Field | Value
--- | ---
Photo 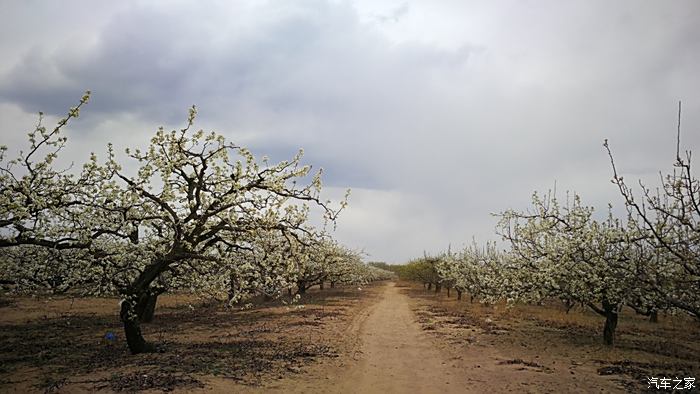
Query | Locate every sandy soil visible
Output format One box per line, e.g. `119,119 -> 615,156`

1,281 -> 698,393
399,282 -> 700,393
224,281 -> 698,393
331,282 -> 467,393
238,281 -> 472,393
0,284 -> 380,393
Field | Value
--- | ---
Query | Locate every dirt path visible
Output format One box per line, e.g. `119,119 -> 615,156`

247,281 -> 470,394
331,281 -> 468,393
1,281 -> 686,392
205,281 -> 626,393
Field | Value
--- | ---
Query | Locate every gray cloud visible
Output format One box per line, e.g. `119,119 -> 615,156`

1,0 -> 699,261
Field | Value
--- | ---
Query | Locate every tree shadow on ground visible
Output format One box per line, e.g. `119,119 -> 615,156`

0,284 -> 379,392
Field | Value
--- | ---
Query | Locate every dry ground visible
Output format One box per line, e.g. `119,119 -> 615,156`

399,281 -> 700,393
1,281 -> 698,393
0,284 -> 380,393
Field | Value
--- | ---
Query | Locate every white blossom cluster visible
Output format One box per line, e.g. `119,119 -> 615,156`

0,96 -> 388,353
401,188 -> 697,345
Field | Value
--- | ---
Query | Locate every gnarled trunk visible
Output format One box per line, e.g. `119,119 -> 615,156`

138,292 -> 159,323
603,310 -> 618,346
119,255 -> 174,354
457,290 -> 462,300
601,299 -> 619,346
120,298 -> 150,354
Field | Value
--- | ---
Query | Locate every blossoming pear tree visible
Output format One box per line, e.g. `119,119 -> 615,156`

86,106 -> 351,353
1,97 -> 354,354
0,92 -> 120,293
0,92 -> 100,251
396,257 -> 440,290
605,131 -> 700,320
496,191 -> 657,345
433,241 -> 508,302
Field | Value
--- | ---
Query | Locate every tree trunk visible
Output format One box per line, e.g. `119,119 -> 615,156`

602,300 -> 619,346
470,295 -> 474,303
435,284 -> 441,293
457,290 -> 462,300
427,283 -> 432,291
649,310 -> 658,323
139,293 -> 159,323
563,299 -> 575,314
287,288 -> 293,296
603,311 -> 618,346
447,287 -> 451,297
330,281 -> 336,288
118,255 -> 174,354
297,281 -> 307,295
120,299 -> 151,354
319,282 -> 324,290
227,272 -> 237,304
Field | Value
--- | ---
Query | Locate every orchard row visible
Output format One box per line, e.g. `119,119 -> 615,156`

399,125 -> 699,346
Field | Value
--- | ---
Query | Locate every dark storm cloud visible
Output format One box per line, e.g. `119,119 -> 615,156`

0,1 -> 470,121
0,0 -> 474,192
1,4 -> 216,119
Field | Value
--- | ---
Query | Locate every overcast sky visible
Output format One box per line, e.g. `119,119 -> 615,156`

1,0 -> 699,262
